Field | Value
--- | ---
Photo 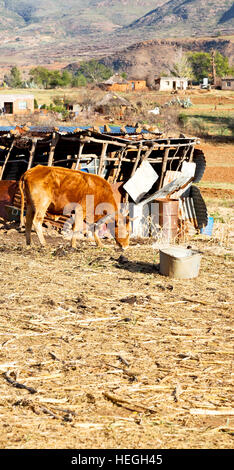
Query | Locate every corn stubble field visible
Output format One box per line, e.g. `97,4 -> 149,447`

0,203 -> 233,449
0,87 -> 233,449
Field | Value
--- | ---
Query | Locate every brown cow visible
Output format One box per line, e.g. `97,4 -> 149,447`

19,165 -> 130,249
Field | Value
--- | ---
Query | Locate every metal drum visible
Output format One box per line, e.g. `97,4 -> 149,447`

157,199 -> 179,243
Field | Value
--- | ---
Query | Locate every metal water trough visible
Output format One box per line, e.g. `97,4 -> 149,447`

159,246 -> 202,279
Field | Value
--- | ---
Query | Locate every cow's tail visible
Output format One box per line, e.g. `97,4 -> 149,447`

19,174 -> 26,229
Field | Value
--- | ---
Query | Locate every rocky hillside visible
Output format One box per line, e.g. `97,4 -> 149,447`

101,37 -> 234,79
125,0 -> 234,37
0,0 -> 233,67
0,1 -> 163,34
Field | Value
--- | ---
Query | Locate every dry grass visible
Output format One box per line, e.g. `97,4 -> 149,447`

0,213 -> 233,449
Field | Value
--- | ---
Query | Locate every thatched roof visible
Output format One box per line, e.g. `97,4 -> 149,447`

102,74 -> 129,85
95,92 -> 132,109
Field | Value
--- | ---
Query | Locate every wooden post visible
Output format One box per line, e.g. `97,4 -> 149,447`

130,144 -> 142,178
98,142 -> 108,176
113,150 -> 125,184
0,140 -> 15,180
124,144 -> 143,203
158,147 -> 170,189
27,137 -> 37,170
142,145 -> 154,162
189,144 -> 195,162
48,133 -> 59,167
75,143 -> 84,170
211,50 -> 216,87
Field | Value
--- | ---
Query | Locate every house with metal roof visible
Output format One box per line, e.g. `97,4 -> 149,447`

0,94 -> 34,115
221,77 -> 234,91
155,77 -> 188,92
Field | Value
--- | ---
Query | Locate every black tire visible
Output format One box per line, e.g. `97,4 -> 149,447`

193,149 -> 206,183
190,185 -> 208,229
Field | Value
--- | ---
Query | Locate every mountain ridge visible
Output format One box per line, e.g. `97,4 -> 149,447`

100,37 -> 234,79
125,0 -> 234,37
0,1 -> 233,67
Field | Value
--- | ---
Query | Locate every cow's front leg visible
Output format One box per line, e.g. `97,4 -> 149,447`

72,205 -> 84,248
94,228 -> 104,248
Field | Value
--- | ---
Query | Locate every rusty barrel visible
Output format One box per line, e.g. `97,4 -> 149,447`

157,199 -> 179,243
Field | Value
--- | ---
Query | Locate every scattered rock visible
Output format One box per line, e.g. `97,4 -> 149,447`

120,295 -> 137,304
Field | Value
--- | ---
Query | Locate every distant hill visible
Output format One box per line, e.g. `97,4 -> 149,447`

0,0 -> 233,67
125,0 -> 234,38
0,1 -> 163,34
100,37 -> 234,79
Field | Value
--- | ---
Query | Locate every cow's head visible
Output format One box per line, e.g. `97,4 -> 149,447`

114,213 -> 131,250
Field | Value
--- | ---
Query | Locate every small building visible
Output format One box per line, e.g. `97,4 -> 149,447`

155,77 -> 188,92
64,102 -> 81,113
94,92 -> 132,119
221,77 -> 234,91
0,94 -> 34,115
100,74 -> 147,92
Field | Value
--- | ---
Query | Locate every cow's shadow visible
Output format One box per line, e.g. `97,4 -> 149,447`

115,260 -> 160,274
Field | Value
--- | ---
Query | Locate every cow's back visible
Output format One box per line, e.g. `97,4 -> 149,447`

23,165 -> 118,214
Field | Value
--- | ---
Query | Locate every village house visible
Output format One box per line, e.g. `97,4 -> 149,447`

155,77 -> 188,92
221,77 -> 234,91
94,92 -> 133,119
0,94 -> 34,115
100,74 -> 147,92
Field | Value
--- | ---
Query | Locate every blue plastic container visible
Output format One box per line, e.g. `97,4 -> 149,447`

200,216 -> 214,236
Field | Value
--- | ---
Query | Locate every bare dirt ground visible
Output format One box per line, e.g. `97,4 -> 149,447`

0,132 -> 233,449
0,219 -> 233,449
199,143 -> 234,185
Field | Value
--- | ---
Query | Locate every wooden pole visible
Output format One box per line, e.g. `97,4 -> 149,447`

81,136 -> 126,148
211,50 -> 216,87
27,137 -> 37,170
130,144 -> 143,178
189,144 -> 195,162
48,133 -> 59,167
124,144 -> 143,204
74,143 -> 84,170
113,150 -> 125,184
0,140 -> 15,180
158,147 -> 170,189
98,142 -> 108,176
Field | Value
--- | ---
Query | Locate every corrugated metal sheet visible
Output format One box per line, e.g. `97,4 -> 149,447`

0,125 -> 146,135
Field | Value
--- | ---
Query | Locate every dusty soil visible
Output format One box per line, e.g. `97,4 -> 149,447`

200,187 -> 234,200
0,128 -> 233,449
197,143 -> 234,185
0,220 -> 233,449
202,167 -> 234,184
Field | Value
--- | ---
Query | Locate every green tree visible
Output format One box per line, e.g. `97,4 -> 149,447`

78,60 -> 113,83
71,73 -> 87,87
187,52 -> 212,81
29,67 -> 72,88
29,67 -> 51,88
49,70 -> 63,88
4,66 -> 23,88
215,51 -> 234,78
60,70 -> 72,87
188,51 -> 233,82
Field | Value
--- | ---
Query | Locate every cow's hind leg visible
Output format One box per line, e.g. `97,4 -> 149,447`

33,202 -> 50,246
25,205 -> 34,246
